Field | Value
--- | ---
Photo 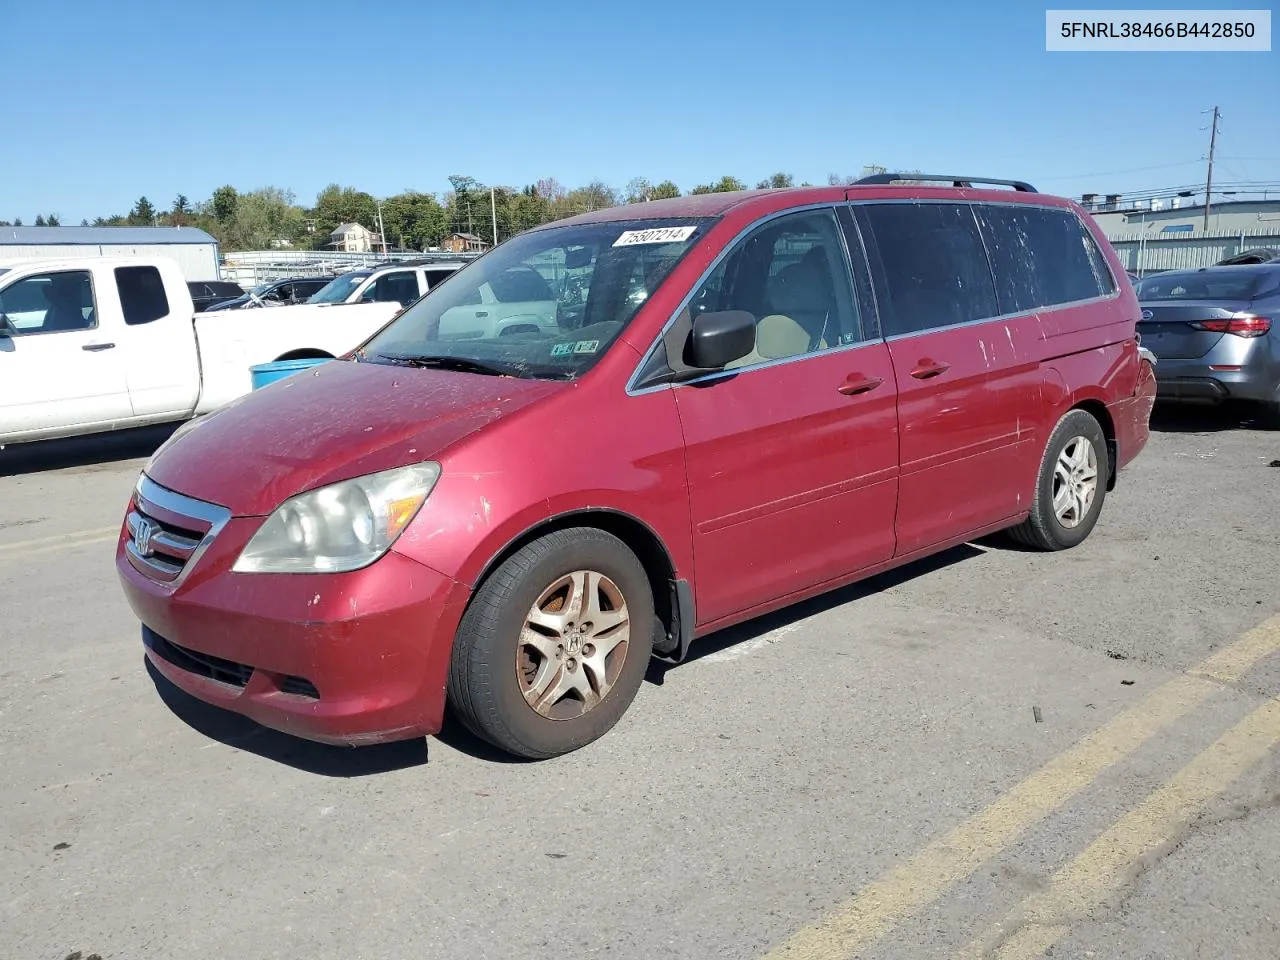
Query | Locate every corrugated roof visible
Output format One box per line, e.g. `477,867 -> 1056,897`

0,226 -> 218,245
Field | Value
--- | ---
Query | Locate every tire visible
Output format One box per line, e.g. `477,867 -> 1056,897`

447,528 -> 655,759
1008,409 -> 1109,551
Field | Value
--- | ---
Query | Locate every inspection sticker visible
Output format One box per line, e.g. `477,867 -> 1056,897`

612,226 -> 697,247
550,343 -> 574,357
573,339 -> 600,354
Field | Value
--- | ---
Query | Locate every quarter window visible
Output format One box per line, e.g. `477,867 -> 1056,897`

977,205 -> 1110,314
691,208 -> 863,368
116,266 -> 170,325
858,203 -> 999,337
0,270 -> 96,334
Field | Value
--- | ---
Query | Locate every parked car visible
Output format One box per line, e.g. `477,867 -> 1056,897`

204,277 -> 333,312
187,280 -> 246,312
0,257 -> 429,444
306,260 -> 467,308
1217,248 -> 1280,266
1136,264 -> 1280,425
117,176 -> 1155,760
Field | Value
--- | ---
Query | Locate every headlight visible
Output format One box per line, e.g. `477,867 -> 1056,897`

233,463 -> 440,574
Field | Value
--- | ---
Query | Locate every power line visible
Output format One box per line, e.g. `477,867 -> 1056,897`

1037,160 -> 1204,182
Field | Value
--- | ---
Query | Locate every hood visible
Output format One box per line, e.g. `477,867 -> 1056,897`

146,359 -> 563,516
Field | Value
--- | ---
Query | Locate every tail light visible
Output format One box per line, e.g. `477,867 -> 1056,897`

1190,315 -> 1271,338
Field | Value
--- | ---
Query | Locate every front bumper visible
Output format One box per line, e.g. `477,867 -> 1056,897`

117,498 -> 468,747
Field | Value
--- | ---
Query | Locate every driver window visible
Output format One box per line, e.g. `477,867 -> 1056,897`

692,209 -> 862,369
0,270 -> 97,335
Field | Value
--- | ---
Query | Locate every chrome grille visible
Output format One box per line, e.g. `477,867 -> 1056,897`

125,475 -> 230,585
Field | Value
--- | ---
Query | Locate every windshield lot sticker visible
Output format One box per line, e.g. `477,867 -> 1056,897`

573,340 -> 600,354
550,343 -> 575,358
612,226 -> 697,247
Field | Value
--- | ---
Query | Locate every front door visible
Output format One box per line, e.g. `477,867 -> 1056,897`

112,264 -> 202,418
671,208 -> 900,625
0,269 -> 133,439
853,201 -> 1041,555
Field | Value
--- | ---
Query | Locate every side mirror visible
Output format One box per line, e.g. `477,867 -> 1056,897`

689,310 -> 755,368
0,314 -> 14,337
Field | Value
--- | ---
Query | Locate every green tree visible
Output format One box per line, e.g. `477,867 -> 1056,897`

223,187 -> 307,251
756,172 -> 794,189
47,214 -> 61,226
625,177 -> 652,203
507,185 -> 551,236
211,186 -> 238,224
34,215 -> 46,226
381,190 -> 449,251
691,176 -> 746,194
80,219 -> 89,226
128,196 -> 156,226
549,180 -> 618,220
649,180 -> 680,200
170,194 -> 192,227
12,217 -> 21,226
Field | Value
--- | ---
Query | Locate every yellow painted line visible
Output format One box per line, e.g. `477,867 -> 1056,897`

0,526 -> 120,559
955,695 -> 1280,960
761,615 -> 1280,960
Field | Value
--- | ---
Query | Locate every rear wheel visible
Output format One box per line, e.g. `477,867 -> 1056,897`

447,528 -> 654,759
1008,409 -> 1109,551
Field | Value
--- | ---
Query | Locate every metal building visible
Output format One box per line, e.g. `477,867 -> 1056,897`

0,226 -> 221,281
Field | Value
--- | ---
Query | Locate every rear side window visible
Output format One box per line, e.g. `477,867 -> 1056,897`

116,266 -> 170,325
857,203 -> 999,336
366,271 -> 420,305
977,206 -> 1109,314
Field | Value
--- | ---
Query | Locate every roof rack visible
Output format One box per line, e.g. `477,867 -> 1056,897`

853,173 -> 1038,193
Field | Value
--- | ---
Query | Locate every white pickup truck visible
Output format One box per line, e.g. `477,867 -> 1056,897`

0,257 -> 406,445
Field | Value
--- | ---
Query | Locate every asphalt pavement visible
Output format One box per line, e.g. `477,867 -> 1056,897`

1,406 -> 1277,960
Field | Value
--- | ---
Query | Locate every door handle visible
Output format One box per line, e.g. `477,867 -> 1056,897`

910,358 -> 950,379
837,374 -> 884,396
82,342 -> 116,352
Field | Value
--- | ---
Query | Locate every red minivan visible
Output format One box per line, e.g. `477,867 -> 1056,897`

116,176 -> 1156,759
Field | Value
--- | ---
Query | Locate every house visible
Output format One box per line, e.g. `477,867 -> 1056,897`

442,232 -> 490,253
327,222 -> 382,253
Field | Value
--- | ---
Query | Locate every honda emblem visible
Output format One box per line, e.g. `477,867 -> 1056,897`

134,518 -> 156,558
1141,309 -> 1153,320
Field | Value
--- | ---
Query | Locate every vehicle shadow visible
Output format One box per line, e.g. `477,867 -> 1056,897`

1149,401 -> 1259,434
146,546 -> 990,769
145,659 -> 431,776
648,543 -> 985,678
0,423 -> 180,477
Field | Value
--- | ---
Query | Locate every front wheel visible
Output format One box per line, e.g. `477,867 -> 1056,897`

1008,409 -> 1109,551
447,528 -> 654,759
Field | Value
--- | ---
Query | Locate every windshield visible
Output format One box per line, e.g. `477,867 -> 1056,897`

309,272 -> 369,304
250,282 -> 274,295
360,218 -> 712,379
1136,269 -> 1270,301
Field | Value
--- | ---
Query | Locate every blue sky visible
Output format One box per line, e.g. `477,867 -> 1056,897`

3,0 -> 1276,221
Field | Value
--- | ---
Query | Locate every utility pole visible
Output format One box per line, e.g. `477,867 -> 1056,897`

490,187 -> 498,246
374,199 -> 389,256
1203,105 -> 1220,231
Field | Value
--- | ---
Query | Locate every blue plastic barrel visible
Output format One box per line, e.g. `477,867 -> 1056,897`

249,358 -> 331,390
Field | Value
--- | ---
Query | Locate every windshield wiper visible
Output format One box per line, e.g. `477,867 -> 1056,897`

374,352 -> 520,377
